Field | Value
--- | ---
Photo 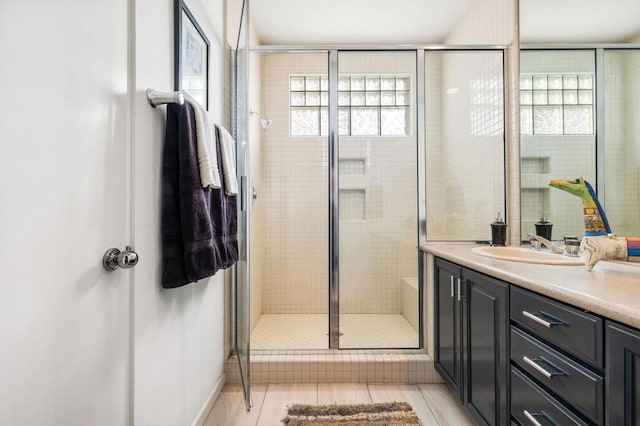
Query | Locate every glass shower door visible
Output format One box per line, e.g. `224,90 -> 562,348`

234,0 -> 251,409
248,51 -> 330,350
336,51 -> 420,349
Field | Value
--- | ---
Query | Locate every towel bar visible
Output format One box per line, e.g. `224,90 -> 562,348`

146,89 -> 184,107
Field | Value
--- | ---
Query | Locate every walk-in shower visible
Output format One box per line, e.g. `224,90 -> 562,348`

244,48 -> 506,351
229,37 -> 507,409
248,50 -> 420,350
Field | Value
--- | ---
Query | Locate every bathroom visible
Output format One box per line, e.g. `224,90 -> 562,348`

1,0 -> 639,425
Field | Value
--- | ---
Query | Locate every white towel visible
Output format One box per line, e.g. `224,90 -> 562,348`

184,94 -> 221,189
215,124 -> 239,196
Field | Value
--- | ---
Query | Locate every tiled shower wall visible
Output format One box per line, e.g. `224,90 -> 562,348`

518,49 -> 640,239
250,0 -> 520,322
253,49 -> 513,316
604,49 -> 640,237
622,49 -> 640,235
444,0 -> 520,244
425,51 -> 506,242
256,52 -> 418,316
259,53 -> 329,315
337,52 -> 418,315
520,51 -> 596,240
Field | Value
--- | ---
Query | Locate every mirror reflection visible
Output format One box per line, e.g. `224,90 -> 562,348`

519,0 -> 640,241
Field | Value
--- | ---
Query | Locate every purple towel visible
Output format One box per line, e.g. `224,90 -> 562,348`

161,102 -> 238,289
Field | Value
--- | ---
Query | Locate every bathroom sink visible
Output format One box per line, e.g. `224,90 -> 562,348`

472,246 -> 585,265
593,260 -> 640,274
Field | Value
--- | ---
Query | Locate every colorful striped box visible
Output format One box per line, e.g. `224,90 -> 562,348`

628,237 -> 640,262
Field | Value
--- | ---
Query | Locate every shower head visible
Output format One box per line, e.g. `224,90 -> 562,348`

250,110 -> 272,129
260,117 -> 272,129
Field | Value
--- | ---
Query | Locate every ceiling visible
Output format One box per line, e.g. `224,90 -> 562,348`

249,0 -> 640,45
250,0 -> 471,45
520,0 -> 640,44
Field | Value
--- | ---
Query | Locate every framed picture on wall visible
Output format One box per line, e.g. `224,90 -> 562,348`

174,0 -> 209,109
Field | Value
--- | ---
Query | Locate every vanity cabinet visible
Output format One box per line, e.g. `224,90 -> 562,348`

606,320 -> 640,426
510,287 -> 604,425
434,258 -> 463,400
434,258 -> 509,426
432,253 -> 640,425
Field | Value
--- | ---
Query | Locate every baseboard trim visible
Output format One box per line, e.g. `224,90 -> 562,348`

192,373 -> 226,426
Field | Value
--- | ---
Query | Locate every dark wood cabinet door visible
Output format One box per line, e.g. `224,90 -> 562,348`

606,320 -> 640,426
434,258 -> 463,400
464,268 -> 509,426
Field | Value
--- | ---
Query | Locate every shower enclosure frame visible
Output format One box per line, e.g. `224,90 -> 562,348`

251,47 -> 428,350
234,44 -> 508,409
232,0 -> 252,411
243,44 -> 508,349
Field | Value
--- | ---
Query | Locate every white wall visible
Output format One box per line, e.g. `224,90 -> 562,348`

0,1 -> 131,424
445,0 -> 516,45
0,0 -> 229,424
133,0 -> 227,425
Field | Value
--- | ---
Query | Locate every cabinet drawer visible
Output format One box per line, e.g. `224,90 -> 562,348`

511,286 -> 603,368
511,327 -> 604,424
511,366 -> 588,426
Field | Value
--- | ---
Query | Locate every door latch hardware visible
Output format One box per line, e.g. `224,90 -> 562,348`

103,246 -> 139,271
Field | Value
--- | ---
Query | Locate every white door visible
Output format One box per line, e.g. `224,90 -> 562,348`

0,1 -> 132,424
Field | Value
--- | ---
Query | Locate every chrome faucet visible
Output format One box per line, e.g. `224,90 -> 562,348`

527,233 -> 564,254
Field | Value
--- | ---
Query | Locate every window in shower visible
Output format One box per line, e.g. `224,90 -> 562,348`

519,50 -> 597,241
520,73 -> 594,135
289,75 -> 328,136
290,74 -> 411,136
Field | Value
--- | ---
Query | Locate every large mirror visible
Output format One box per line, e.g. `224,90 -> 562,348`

520,0 -> 640,241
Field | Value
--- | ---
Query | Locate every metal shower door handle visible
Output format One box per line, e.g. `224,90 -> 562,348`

103,246 -> 139,271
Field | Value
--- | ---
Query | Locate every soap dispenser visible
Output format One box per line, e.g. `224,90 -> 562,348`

490,212 -> 507,246
535,212 -> 553,242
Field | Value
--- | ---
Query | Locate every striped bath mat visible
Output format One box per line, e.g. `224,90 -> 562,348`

282,401 -> 422,425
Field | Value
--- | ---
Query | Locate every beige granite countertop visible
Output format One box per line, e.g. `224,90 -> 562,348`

421,242 -> 640,330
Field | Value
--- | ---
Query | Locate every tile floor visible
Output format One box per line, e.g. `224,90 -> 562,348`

251,314 -> 419,349
204,383 -> 474,426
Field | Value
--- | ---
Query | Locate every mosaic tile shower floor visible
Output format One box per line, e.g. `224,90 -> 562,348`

251,313 -> 419,349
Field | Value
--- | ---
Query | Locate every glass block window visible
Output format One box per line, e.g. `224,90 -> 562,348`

520,73 -> 594,135
290,74 -> 411,136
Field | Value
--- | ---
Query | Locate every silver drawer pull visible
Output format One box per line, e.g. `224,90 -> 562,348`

523,355 -> 568,379
522,310 -> 566,328
457,277 -> 462,302
524,410 -> 556,426
450,275 -> 455,298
